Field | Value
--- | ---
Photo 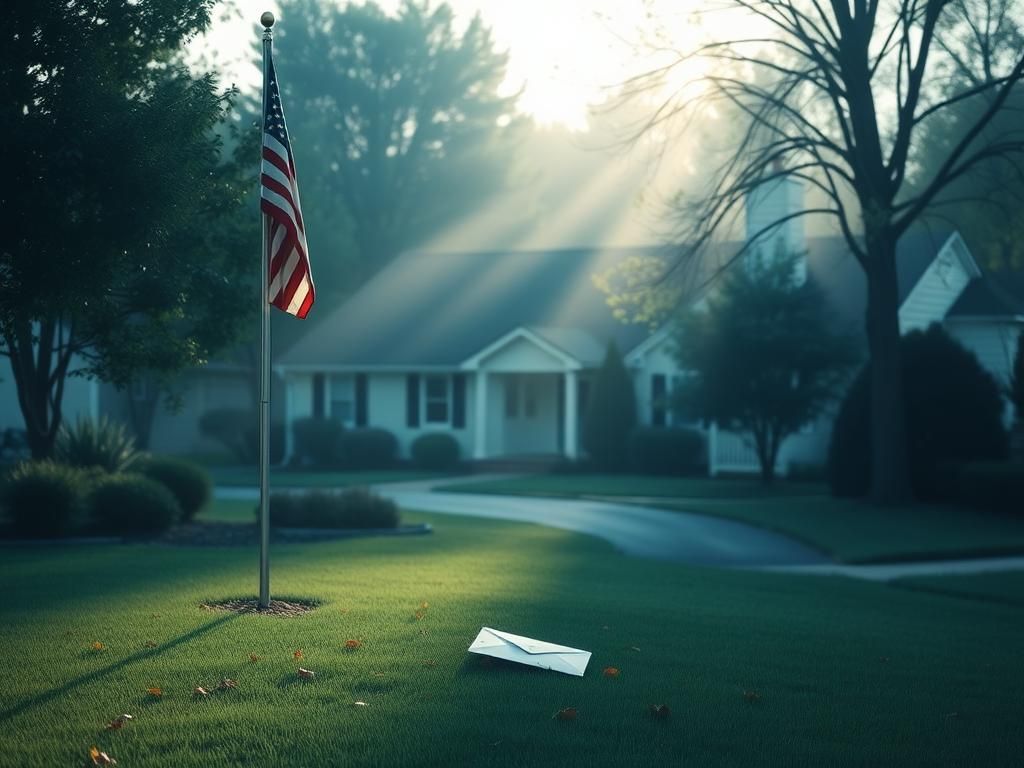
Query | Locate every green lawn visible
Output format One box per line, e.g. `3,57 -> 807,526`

437,473 -> 827,498
896,570 -> 1024,607
2,503 -> 1023,767
437,474 -> 1024,564
210,467 -> 456,489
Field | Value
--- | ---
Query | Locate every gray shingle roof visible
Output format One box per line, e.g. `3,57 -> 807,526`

278,231 -> 959,369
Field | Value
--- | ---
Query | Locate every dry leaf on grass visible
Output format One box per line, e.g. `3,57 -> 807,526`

352,701 -> 368,707
145,687 -> 163,698
88,746 -> 117,765
602,667 -> 620,678
422,659 -> 436,668
742,690 -> 762,703
648,704 -> 671,720
218,678 -> 238,690
193,687 -> 210,696
344,639 -> 362,650
143,640 -> 158,649
104,714 -> 133,731
249,653 -> 261,663
293,649 -> 304,660
297,668 -> 315,679
90,642 -> 106,652
553,707 -> 578,721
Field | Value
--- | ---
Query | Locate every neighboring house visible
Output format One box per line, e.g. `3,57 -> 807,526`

2,181 -> 1021,472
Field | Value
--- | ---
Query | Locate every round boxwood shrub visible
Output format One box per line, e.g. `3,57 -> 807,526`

292,417 -> 344,466
134,456 -> 212,521
268,487 -> 399,529
411,433 -> 460,471
627,426 -> 705,475
1,460 -> 92,537
829,325 -> 1008,499
339,428 -> 398,470
89,474 -> 182,535
956,461 -> 1024,515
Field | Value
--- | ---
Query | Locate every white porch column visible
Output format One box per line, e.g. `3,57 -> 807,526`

564,369 -> 578,459
474,370 -> 488,459
283,374 -> 294,465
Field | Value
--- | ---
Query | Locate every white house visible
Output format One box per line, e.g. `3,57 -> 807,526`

272,181 -> 1023,473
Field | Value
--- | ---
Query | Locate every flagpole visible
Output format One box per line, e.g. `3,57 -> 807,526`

258,11 -> 275,610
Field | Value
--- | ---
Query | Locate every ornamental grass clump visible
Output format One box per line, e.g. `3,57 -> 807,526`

54,416 -> 139,473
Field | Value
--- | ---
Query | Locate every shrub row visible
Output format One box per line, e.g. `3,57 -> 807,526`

291,419 -> 463,471
1,454 -> 212,537
268,488 -> 400,529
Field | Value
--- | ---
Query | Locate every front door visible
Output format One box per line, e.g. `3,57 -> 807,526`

502,374 -> 558,455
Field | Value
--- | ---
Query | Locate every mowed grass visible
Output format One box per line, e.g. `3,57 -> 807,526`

1,505 -> 1023,767
438,474 -> 1024,564
437,473 -> 827,499
210,467 -> 454,489
896,570 -> 1024,607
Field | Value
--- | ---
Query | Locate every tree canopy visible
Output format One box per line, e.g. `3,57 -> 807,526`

618,0 -> 1024,502
673,252 -> 858,483
270,0 -> 523,290
1,0 -> 255,457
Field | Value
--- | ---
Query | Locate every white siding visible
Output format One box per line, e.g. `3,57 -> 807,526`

630,333 -> 680,425
900,247 -> 972,333
480,337 -> 566,372
365,373 -> 474,460
945,319 -> 1022,424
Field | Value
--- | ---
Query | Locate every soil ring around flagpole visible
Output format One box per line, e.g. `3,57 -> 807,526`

201,596 -> 321,617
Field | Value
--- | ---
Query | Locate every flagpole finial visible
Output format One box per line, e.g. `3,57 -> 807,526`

260,11 -> 275,29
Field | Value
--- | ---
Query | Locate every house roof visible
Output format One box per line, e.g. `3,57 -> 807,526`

947,269 -> 1024,318
278,230 -> 966,369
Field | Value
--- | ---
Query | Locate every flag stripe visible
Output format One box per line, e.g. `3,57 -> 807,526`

261,52 -> 314,319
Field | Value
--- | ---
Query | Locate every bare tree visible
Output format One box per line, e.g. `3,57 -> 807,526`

621,0 -> 1024,503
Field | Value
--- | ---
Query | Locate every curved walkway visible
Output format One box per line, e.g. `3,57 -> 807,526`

216,477 -> 1024,580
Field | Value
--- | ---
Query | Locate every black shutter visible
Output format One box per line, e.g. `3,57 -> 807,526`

313,373 -> 325,418
651,374 -> 667,427
406,374 -> 420,427
355,373 -> 368,427
452,374 -> 466,429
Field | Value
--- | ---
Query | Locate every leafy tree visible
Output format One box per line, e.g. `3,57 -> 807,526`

673,253 -> 857,484
620,0 -> 1024,502
1,1 -> 255,458
270,0 -> 522,288
582,341 -> 637,470
1010,332 -> 1024,428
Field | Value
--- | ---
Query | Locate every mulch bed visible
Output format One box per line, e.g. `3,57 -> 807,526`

157,521 -> 431,547
200,597 -> 320,617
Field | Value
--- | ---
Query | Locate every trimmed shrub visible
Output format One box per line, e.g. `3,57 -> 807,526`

135,456 -> 212,521
411,433 -> 460,471
1,461 -> 92,537
199,409 -> 284,464
829,325 -> 1009,499
956,461 -> 1024,515
89,474 -> 182,534
786,462 -> 828,483
292,417 -> 344,466
627,427 -> 705,475
268,487 -> 399,529
340,428 -> 398,470
54,416 -> 138,473
582,341 -> 637,471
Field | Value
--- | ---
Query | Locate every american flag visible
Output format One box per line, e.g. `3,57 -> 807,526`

261,52 -> 314,318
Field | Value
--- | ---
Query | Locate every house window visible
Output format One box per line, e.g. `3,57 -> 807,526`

669,374 -> 698,427
424,375 -> 450,424
329,374 -> 355,426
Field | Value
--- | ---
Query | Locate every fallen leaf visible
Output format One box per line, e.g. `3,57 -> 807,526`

878,656 -> 891,663
218,678 -> 238,690
104,714 -> 133,730
90,642 -> 106,652
743,690 -> 762,703
293,649 -> 304,660
420,601 -> 429,609
352,700 -> 368,707
344,639 -> 362,650
193,686 -> 210,696
297,668 -> 315,679
146,687 -> 163,698
150,613 -> 162,618
88,746 -> 117,765
143,640 -> 158,649
249,653 -> 261,663
422,659 -> 436,668
601,625 -> 610,631
648,704 -> 671,720
553,707 -> 578,721
627,645 -> 641,653
602,667 -> 620,678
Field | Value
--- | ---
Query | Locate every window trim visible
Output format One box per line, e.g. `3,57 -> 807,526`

422,374 -> 452,426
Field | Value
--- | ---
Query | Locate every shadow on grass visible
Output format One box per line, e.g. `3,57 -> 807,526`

0,612 -> 239,724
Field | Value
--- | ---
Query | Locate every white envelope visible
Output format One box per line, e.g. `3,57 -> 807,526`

468,627 -> 592,677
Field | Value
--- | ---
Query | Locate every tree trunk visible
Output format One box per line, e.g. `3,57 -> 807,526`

864,238 -> 913,504
753,426 -> 776,485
